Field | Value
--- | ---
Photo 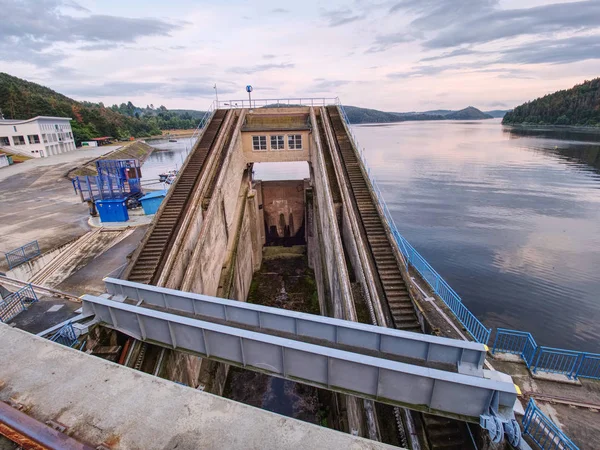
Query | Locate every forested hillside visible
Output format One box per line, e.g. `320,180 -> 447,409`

503,78 -> 600,126
344,105 -> 492,124
0,73 -> 204,144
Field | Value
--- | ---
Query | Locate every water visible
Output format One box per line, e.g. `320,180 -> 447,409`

353,119 -> 600,352
141,137 -> 194,189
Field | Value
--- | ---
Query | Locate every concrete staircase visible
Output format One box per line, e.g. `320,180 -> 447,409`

127,109 -> 229,284
325,106 -> 420,332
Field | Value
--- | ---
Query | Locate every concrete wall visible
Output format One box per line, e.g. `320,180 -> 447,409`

261,180 -> 305,243
161,110 -> 241,289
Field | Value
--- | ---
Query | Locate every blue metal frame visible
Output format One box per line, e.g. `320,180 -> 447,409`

334,100 -> 491,344
532,347 -> 581,378
522,398 -> 579,450
49,322 -> 78,347
0,284 -> 38,323
4,240 -> 41,270
492,329 -> 538,367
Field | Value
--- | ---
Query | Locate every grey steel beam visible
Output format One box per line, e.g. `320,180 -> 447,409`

82,294 -> 517,423
103,277 -> 486,374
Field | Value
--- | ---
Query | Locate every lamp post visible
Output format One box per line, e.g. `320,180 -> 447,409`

246,85 -> 253,108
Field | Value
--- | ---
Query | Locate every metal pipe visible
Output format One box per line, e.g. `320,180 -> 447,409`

0,401 -> 94,450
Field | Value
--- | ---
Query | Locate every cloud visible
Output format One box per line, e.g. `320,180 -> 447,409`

63,79 -> 236,98
311,79 -> 351,91
366,32 -> 415,53
498,35 -> 600,65
271,8 -> 289,13
0,0 -> 178,67
228,63 -> 295,74
262,54 -> 277,59
420,48 -> 478,62
390,0 -> 600,49
321,7 -> 365,27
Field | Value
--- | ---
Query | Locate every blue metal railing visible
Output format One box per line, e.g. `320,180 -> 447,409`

533,347 -> 581,378
492,329 -> 538,367
4,240 -> 41,270
522,398 -> 579,450
0,284 -> 38,323
49,322 -> 78,347
491,328 -> 600,380
334,100 -> 491,344
574,353 -> 600,380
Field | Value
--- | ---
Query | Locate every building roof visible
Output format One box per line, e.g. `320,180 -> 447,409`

90,136 -> 113,141
0,116 -> 73,125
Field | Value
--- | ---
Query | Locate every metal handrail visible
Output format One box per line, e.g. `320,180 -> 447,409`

217,98 -> 338,109
334,99 -> 491,344
4,241 -> 41,270
0,284 -> 38,323
191,101 -> 217,145
522,398 -> 579,450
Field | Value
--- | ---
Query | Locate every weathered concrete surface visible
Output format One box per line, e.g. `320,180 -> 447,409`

57,227 -> 148,295
491,357 -> 600,449
3,294 -> 80,334
0,325 -> 397,450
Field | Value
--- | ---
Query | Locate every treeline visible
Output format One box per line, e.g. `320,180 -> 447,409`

108,102 -> 205,130
503,78 -> 600,127
0,73 -> 203,145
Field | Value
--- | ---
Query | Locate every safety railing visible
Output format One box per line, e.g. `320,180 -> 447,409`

191,101 -> 218,146
574,353 -> 600,380
334,100 -> 491,345
0,284 -> 38,323
522,398 -> 579,450
532,347 -> 581,378
492,329 -> 538,367
217,97 -> 338,109
491,328 -> 600,380
49,322 -> 78,347
4,240 -> 41,270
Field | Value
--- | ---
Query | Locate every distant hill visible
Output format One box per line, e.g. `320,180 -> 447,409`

484,110 -> 509,118
503,78 -> 600,126
344,105 -> 492,124
0,73 -> 204,144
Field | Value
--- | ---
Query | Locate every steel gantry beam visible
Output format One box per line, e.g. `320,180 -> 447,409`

103,277 -> 487,375
81,292 -> 518,424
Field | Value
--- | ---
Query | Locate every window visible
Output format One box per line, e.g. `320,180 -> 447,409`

252,135 -> 267,151
28,134 -> 40,144
270,135 -> 285,150
288,134 -> 302,150
0,137 -> 9,146
13,136 -> 26,146
42,134 -> 48,143
51,134 -> 57,142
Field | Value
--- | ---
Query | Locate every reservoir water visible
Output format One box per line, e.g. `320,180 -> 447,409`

144,119 -> 600,352
353,119 -> 600,352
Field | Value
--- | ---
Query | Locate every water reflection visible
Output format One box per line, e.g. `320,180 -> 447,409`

353,120 -> 600,351
141,138 -> 194,189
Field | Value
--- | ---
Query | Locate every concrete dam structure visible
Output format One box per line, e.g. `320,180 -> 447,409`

0,101 -> 538,450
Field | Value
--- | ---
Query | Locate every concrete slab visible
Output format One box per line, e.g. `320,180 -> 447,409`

491,358 -> 600,449
0,325 -> 397,450
4,294 -> 80,334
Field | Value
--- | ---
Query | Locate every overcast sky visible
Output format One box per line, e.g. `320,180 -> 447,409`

2,0 -> 599,111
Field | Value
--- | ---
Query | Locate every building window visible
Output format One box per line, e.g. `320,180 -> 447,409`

42,134 -> 48,143
0,137 -> 9,146
288,134 -> 302,150
252,135 -> 267,151
13,126 -> 17,132
28,134 -> 40,144
13,136 -> 26,146
270,135 -> 285,150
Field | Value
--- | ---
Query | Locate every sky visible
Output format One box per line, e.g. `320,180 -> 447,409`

1,0 -> 599,112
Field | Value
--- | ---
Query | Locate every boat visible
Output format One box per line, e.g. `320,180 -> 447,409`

158,169 -> 178,182
169,139 -> 178,142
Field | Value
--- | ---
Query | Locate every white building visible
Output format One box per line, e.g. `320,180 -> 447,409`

0,153 -> 8,168
0,116 -> 76,158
